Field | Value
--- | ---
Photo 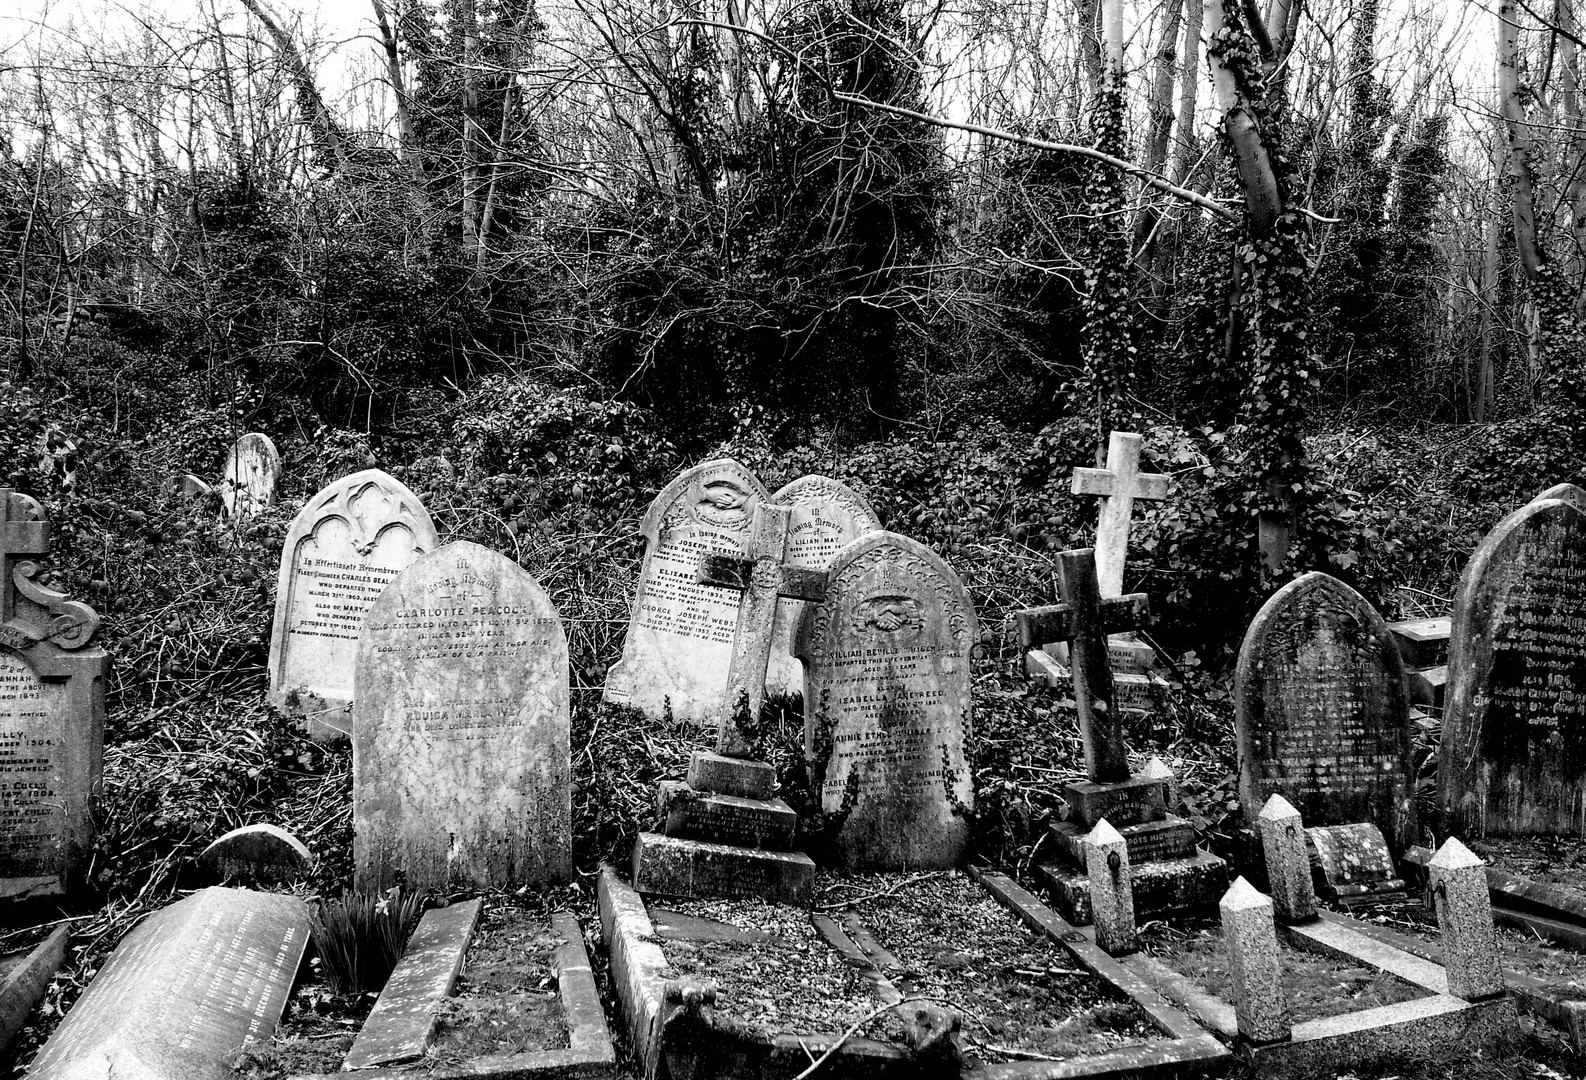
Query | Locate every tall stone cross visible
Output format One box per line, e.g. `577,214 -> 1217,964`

1072,431 -> 1170,598
696,503 -> 827,758
1015,549 -> 1149,783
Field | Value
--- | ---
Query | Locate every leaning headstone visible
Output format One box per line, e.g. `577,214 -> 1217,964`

268,469 -> 439,739
763,476 -> 881,700
1235,571 -> 1416,853
1307,822 -> 1404,900
354,541 -> 570,892
199,824 -> 312,884
1428,838 -> 1503,1001
799,532 -> 976,870
0,490 -> 106,900
1219,877 -> 1289,1045
1442,497 -> 1586,836
221,432 -> 280,520
604,459 -> 768,726
28,888 -> 308,1080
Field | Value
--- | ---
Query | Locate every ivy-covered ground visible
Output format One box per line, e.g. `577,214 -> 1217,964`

0,368 -> 1582,1077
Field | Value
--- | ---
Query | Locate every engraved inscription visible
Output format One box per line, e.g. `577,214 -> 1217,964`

0,653 -> 60,876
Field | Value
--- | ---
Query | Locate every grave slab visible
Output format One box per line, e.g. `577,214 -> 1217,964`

354,541 -> 570,892
344,899 -> 483,1070
1037,850 -> 1229,925
221,432 -> 280,520
604,459 -> 769,726
686,751 -> 775,800
657,783 -> 797,849
199,823 -> 312,884
1063,775 -> 1168,830
268,469 -> 439,739
630,832 -> 815,905
1050,817 -> 1196,866
1235,571 -> 1416,853
28,888 -> 308,1080
798,531 -> 976,871
1442,497 -> 1586,836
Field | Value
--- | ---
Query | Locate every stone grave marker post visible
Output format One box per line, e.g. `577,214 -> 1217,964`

353,541 -> 571,893
1084,819 -> 1137,956
1428,838 -> 1504,1001
268,469 -> 439,739
1441,497 -> 1586,836
0,490 -> 107,899
1257,795 -> 1316,925
221,432 -> 280,520
1220,877 -> 1290,1045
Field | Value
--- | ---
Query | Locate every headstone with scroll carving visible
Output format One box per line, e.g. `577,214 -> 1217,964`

603,459 -> 768,726
221,432 -> 280,520
0,490 -> 106,900
763,476 -> 881,701
268,469 -> 439,739
1442,497 -> 1586,836
354,541 -> 570,892
1235,571 -> 1416,853
27,887 -> 308,1080
798,531 -> 976,870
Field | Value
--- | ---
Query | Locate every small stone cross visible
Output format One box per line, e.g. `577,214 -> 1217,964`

697,503 -> 828,758
1071,431 -> 1170,598
1015,549 -> 1149,783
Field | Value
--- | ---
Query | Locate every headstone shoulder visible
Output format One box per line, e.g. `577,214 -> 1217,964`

638,458 -> 769,545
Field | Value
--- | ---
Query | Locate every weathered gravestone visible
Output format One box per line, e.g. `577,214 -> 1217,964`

29,888 -> 308,1080
1235,571 -> 1417,853
268,469 -> 439,738
0,490 -> 106,900
605,459 -> 769,726
798,531 -> 976,870
1441,497 -> 1586,836
199,823 -> 312,884
1533,482 -> 1586,513
221,433 -> 280,520
763,476 -> 881,701
354,541 -> 570,892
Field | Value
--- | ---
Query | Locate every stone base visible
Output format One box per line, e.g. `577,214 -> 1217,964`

658,782 -> 797,849
1407,665 -> 1447,709
687,751 -> 776,799
1037,850 -> 1229,926
631,832 -> 816,906
1051,816 -> 1197,866
1063,776 -> 1169,829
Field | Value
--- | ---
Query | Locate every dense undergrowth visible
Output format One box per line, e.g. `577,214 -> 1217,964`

0,340 -> 1580,1073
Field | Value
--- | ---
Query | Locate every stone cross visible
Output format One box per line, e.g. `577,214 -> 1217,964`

1071,431 -> 1170,598
1015,549 -> 1149,782
697,503 -> 828,758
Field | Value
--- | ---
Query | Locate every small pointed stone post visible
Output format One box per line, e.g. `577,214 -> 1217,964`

1220,877 -> 1290,1045
1428,837 -> 1504,1001
1084,819 -> 1137,955
1257,795 -> 1316,925
1141,756 -> 1178,811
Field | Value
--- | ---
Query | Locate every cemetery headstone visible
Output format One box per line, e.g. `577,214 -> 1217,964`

604,459 -> 768,726
28,888 -> 308,1080
798,531 -> 976,871
221,433 -> 280,520
1307,822 -> 1404,900
1235,571 -> 1417,853
1441,497 -> 1586,836
268,469 -> 439,739
1387,616 -> 1451,670
199,824 -> 312,884
1533,482 -> 1586,513
354,541 -> 570,893
764,476 -> 881,701
0,490 -> 106,900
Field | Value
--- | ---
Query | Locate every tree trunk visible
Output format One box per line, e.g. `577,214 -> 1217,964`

1559,0 -> 1586,293
1499,0 -> 1544,279
1169,0 -> 1203,186
236,0 -> 349,172
1205,0 -> 1282,238
460,0 -> 482,263
1134,0 -> 1186,263
1475,172 -> 1501,422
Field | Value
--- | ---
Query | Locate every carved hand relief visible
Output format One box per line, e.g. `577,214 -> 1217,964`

853,594 -> 924,639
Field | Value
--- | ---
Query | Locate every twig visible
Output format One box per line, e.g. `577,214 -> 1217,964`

816,871 -> 946,911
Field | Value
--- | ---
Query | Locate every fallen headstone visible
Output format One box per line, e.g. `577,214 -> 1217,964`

604,459 -> 769,726
0,926 -> 69,1052
354,541 -> 571,892
267,468 -> 439,739
0,489 -> 107,900
221,432 -> 280,520
28,888 -> 308,1080
199,823 -> 312,884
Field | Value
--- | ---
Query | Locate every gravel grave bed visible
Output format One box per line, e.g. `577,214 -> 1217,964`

1470,836 -> 1586,894
430,903 -> 568,1060
1142,916 -> 1432,1023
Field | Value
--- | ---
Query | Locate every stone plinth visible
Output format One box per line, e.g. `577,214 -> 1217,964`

1220,877 -> 1289,1045
630,832 -> 816,906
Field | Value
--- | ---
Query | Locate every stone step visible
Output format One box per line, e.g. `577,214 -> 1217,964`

631,832 -> 816,906
1049,816 -> 1198,866
658,782 -> 797,850
687,751 -> 776,799
1061,775 -> 1169,830
1036,850 -> 1229,926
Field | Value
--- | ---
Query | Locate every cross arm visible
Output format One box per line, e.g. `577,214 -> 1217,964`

1015,592 -> 1150,648
1071,468 -> 1170,501
698,554 -> 827,602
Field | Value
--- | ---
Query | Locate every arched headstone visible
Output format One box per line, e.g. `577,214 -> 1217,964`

1442,498 -> 1586,836
603,459 -> 768,725
221,433 -> 280,519
798,532 -> 976,870
763,476 -> 881,701
1235,571 -> 1416,852
1532,483 -> 1586,513
267,469 -> 439,738
353,542 -> 570,892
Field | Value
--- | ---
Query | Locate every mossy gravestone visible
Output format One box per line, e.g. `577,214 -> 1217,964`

763,476 -> 881,702
268,469 -> 439,738
1442,497 -> 1586,836
799,532 -> 976,870
354,541 -> 570,892
0,490 -> 106,900
604,458 -> 768,725
1235,572 -> 1416,853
